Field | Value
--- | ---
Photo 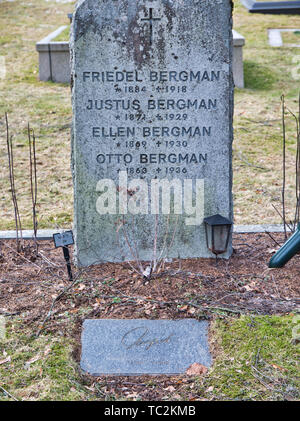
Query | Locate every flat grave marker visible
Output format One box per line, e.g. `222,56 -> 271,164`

80,319 -> 211,376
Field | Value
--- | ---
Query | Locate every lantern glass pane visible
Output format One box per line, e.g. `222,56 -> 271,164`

213,225 -> 229,254
205,223 -> 213,250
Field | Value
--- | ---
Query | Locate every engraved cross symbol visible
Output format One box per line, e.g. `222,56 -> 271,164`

141,8 -> 161,45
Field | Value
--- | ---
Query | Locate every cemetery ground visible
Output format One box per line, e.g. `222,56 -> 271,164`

0,232 -> 299,401
0,0 -> 299,402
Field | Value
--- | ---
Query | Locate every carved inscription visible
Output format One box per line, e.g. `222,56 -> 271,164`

121,327 -> 174,350
141,7 -> 162,45
82,67 -> 222,175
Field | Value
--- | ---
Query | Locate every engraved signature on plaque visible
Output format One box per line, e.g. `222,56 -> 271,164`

121,326 -> 174,350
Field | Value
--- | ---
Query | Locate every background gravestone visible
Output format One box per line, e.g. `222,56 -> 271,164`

80,319 -> 211,376
71,0 -> 234,266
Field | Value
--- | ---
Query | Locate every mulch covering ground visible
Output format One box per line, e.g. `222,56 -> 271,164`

0,232 -> 299,400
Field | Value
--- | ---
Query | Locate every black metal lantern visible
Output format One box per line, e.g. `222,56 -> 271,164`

204,214 -> 232,256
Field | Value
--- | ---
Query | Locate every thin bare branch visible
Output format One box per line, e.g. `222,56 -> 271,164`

5,113 -> 22,251
28,124 -> 38,255
0,385 -> 20,401
281,95 -> 287,239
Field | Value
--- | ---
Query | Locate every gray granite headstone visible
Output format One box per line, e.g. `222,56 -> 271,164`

71,0 -> 233,266
80,319 -> 211,376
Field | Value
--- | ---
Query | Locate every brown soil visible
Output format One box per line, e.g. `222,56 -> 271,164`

0,232 -> 299,400
0,232 -> 298,323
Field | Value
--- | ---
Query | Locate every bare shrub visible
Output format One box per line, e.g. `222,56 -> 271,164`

273,94 -> 300,239
116,214 -> 179,281
5,113 -> 23,252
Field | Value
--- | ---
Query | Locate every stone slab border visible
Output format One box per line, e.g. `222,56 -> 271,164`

36,26 -> 70,83
0,225 -> 285,241
36,28 -> 245,88
268,28 -> 300,47
232,29 -> 245,88
242,0 -> 300,14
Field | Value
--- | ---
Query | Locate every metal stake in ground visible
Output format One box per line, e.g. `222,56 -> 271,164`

53,231 -> 74,282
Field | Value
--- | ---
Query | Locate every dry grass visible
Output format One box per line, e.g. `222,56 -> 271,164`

0,0 -> 74,230
233,1 -> 300,224
0,0 -> 299,229
281,31 -> 300,46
